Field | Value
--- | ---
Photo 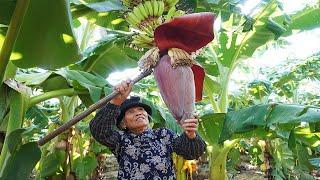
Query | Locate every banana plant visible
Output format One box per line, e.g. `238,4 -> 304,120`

195,0 -> 320,179
0,1 -> 150,179
0,0 -> 83,178
271,53 -> 320,101
222,51 -> 320,178
1,0 -> 320,179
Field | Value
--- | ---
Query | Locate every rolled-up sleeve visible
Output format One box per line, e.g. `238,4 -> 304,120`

89,103 -> 121,156
173,132 -> 207,160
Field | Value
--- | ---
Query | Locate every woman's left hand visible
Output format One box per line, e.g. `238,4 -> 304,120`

180,118 -> 198,139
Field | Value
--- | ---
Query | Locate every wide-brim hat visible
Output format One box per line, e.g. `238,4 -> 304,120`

116,96 -> 152,129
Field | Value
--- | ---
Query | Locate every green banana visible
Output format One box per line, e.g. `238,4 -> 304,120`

132,39 -> 152,48
127,12 -> 141,26
152,0 -> 159,17
126,17 -> 139,28
133,6 -> 145,22
142,25 -> 154,36
143,1 -> 151,16
165,5 -> 176,21
139,34 -> 153,43
157,1 -> 164,17
145,1 -> 154,17
138,3 -> 148,18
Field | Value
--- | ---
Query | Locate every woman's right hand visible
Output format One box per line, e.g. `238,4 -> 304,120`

110,79 -> 133,106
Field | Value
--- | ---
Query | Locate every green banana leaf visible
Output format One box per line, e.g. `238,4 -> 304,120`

0,142 -> 41,180
82,37 -> 138,78
15,71 -> 52,86
5,128 -> 25,153
270,138 -> 296,178
219,104 -> 320,142
0,0 -> 16,25
247,80 -> 272,99
288,130 -> 314,171
244,2 -> 320,58
198,113 -> 225,144
204,74 -> 221,94
25,106 -> 49,128
40,74 -> 70,92
0,27 -> 6,50
0,85 -> 9,125
11,0 -> 81,69
72,0 -> 125,12
39,150 -> 66,178
89,139 -> 110,153
71,0 -> 128,30
273,54 -> 320,88
56,69 -> 110,102
214,1 -> 320,70
90,44 -> 137,77
157,106 -> 182,134
282,6 -> 320,36
73,155 -> 98,180
218,0 -> 281,68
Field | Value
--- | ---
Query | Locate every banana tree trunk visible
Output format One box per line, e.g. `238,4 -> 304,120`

208,140 -> 238,180
174,153 -> 187,180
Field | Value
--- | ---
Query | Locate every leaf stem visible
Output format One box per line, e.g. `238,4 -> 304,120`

28,88 -> 87,108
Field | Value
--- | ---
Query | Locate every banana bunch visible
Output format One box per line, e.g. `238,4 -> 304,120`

138,47 -> 160,70
126,1 -> 165,30
132,33 -> 154,48
123,0 -> 185,49
168,48 -> 195,68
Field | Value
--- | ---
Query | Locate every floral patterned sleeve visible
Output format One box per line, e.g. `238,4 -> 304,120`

164,129 -> 207,160
89,103 -> 122,156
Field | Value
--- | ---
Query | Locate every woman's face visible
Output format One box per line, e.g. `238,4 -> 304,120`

122,106 -> 149,131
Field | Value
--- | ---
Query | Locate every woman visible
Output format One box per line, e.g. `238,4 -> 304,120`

90,80 -> 206,179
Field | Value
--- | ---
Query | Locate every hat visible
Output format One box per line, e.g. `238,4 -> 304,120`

116,96 -> 152,129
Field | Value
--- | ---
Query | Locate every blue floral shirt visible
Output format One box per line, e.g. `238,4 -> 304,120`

90,103 -> 206,180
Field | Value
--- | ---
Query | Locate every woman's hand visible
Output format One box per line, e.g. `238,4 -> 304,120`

110,80 -> 133,106
180,118 -> 199,139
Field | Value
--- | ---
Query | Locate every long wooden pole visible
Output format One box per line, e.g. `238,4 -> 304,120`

37,69 -> 153,146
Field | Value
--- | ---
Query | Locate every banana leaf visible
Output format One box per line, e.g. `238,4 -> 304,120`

11,0 -> 81,69
219,104 -> 320,142
0,0 -> 16,25
0,142 -> 41,180
71,0 -> 128,30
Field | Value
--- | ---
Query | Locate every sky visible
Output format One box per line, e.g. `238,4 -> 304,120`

107,0 -> 320,88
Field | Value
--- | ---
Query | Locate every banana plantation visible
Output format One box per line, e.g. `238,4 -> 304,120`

1,0 -> 320,179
